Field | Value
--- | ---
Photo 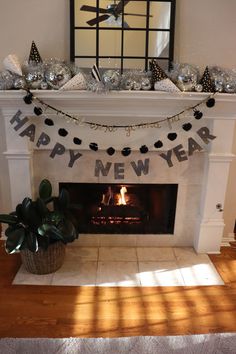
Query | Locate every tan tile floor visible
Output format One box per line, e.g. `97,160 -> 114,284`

13,246 -> 224,287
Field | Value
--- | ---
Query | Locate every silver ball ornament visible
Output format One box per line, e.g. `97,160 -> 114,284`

14,77 -> 27,89
25,65 -> 45,89
124,78 -> 134,90
211,74 -> 224,92
40,81 -> 48,90
0,71 -> 14,90
102,70 -> 120,90
45,63 -> 71,89
176,64 -> 199,92
224,78 -> 236,93
195,84 -> 203,92
214,82 -> 224,93
133,81 -> 142,90
141,77 -> 151,91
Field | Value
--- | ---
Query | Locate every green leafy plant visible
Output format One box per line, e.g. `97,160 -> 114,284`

0,179 -> 78,254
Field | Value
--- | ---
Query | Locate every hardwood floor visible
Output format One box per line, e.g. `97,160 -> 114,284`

0,242 -> 236,338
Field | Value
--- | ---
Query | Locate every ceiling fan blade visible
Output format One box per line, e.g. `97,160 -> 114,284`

80,5 -> 108,14
87,14 -> 110,26
115,0 -> 131,14
123,13 -> 153,17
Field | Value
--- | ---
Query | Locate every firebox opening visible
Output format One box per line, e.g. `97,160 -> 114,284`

60,183 -> 178,235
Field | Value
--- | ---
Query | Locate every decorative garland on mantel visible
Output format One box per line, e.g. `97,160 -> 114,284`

9,90 -> 217,172
21,89 -> 217,156
23,89 -> 216,134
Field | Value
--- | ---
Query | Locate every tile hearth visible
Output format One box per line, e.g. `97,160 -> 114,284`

13,246 -> 224,287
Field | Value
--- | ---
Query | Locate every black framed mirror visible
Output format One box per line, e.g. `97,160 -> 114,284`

70,0 -> 176,72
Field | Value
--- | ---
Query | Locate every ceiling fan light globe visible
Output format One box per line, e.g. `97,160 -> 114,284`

105,15 -> 122,26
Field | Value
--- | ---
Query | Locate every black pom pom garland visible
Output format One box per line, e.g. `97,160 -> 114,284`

194,110 -> 203,120
23,92 -> 33,104
121,147 -> 131,156
89,142 -> 98,151
73,137 -> 82,145
58,128 -> 68,137
154,140 -> 163,149
206,98 -> 215,108
34,106 -> 43,116
182,123 -> 192,131
167,133 -> 177,141
44,118 -> 54,126
107,147 -> 115,156
140,145 -> 149,154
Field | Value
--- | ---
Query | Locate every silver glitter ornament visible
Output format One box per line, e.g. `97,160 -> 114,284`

102,70 -> 120,90
141,77 -> 151,91
209,68 -> 225,92
0,70 -> 14,90
45,63 -> 71,89
14,76 -> 27,89
224,78 -> 236,93
24,64 -> 45,89
133,81 -> 142,90
124,78 -> 134,90
173,64 -> 199,92
40,81 -> 48,90
214,82 -> 224,93
87,78 -> 106,93
195,84 -> 203,92
213,75 -> 224,92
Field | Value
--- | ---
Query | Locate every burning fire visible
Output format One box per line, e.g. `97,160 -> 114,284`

118,186 -> 127,205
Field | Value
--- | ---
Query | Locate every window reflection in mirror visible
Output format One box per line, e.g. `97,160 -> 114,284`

70,0 -> 176,72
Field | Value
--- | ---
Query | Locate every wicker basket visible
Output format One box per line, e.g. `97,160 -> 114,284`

20,241 -> 66,274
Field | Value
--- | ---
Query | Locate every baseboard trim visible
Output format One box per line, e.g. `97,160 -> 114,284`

221,233 -> 235,247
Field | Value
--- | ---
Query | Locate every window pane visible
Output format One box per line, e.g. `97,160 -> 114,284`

99,58 -> 121,70
124,31 -> 146,57
123,59 -> 145,70
75,58 -> 96,69
149,1 -> 171,29
75,0 -> 97,27
75,29 -> 96,56
123,1 -> 147,28
99,30 -> 121,56
148,31 -> 170,57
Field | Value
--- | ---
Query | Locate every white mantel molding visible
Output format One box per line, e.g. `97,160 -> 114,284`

1,90 -> 236,119
208,153 -> 235,163
3,150 -> 32,159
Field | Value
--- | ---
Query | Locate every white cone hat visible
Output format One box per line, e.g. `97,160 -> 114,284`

3,54 -> 22,76
59,72 -> 87,90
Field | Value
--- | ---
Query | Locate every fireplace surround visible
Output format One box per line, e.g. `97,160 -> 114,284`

1,90 -> 236,253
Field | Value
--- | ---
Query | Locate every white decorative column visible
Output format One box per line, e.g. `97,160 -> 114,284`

194,119 -> 235,253
1,107 -> 33,209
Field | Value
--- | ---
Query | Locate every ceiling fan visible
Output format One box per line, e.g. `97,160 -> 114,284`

80,0 -> 152,27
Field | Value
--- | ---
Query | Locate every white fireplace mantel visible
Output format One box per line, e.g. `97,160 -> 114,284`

1,90 -> 236,119
1,90 -> 236,254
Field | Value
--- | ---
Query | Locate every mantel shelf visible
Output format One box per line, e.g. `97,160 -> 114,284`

0,90 -> 236,119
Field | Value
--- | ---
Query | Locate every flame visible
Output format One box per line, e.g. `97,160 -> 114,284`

118,186 -> 127,205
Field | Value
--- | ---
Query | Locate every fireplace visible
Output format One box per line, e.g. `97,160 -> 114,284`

60,183 -> 178,234
1,90 -> 236,253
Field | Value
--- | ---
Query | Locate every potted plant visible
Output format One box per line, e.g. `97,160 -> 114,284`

0,179 -> 79,274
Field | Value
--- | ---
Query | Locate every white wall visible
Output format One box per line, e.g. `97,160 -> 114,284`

175,0 -> 236,69
0,0 -> 70,67
0,0 -> 236,237
1,0 -> 236,68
